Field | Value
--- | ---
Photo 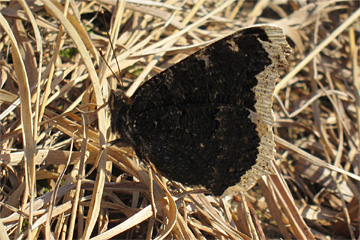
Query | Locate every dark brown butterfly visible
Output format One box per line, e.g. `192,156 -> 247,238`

109,25 -> 290,196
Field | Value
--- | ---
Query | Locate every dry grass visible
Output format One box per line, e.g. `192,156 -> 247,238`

0,0 -> 359,239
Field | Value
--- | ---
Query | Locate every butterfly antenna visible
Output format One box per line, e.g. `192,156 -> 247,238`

99,10 -> 124,92
98,48 -> 123,91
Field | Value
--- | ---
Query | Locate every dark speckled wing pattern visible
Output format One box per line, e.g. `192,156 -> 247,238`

110,25 -> 291,196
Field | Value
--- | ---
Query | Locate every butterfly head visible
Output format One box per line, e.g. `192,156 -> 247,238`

108,90 -> 132,135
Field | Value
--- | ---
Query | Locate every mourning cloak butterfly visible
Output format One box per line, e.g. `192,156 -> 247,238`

109,25 -> 291,196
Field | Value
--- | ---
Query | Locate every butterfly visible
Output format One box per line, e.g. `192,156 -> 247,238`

109,25 -> 291,196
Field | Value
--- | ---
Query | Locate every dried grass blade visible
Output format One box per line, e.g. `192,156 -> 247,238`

41,1 -> 108,239
275,135 -> 360,181
152,175 -> 177,240
349,27 -> 360,139
89,198 -> 168,240
0,219 -> 10,240
0,10 -> 37,239
275,7 -> 360,94
17,0 -> 43,140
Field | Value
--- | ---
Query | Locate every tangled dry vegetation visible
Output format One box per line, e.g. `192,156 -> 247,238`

0,0 -> 359,239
